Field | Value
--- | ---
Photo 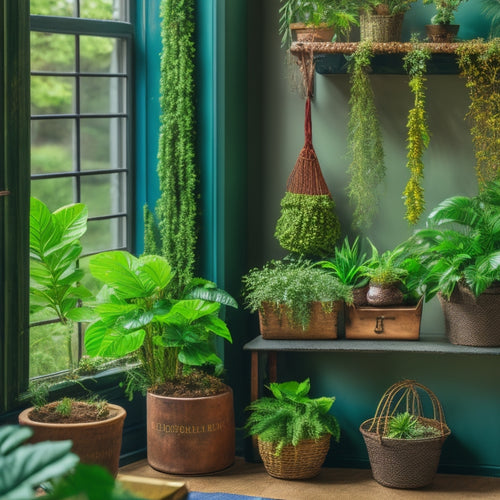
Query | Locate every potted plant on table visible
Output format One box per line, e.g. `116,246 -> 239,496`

423,0 -> 469,42
407,180 -> 500,346
245,378 -> 340,479
19,198 -> 126,477
359,1 -> 418,42
360,380 -> 450,489
242,258 -> 352,340
83,250 -> 238,474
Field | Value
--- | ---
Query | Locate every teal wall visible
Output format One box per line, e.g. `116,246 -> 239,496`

242,0 -> 500,475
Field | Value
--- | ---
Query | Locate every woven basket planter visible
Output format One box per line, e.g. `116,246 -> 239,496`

360,13 -> 404,42
258,434 -> 330,480
360,381 -> 450,489
258,301 -> 340,339
438,284 -> 500,347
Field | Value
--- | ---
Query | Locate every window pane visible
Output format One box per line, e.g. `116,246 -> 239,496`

81,172 -> 127,216
31,119 -> 75,175
31,32 -> 75,72
80,0 -> 122,21
80,76 -> 126,114
82,217 -> 127,254
31,177 -> 75,211
31,76 -> 75,115
30,0 -> 75,17
80,36 -> 126,74
81,117 -> 126,170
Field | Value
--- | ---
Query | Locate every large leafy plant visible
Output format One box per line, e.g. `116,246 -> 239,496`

244,378 -> 340,455
84,251 -> 237,391
408,180 -> 500,300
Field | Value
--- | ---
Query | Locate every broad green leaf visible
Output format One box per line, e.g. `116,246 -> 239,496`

53,203 -> 88,248
186,286 -> 238,309
29,197 -> 62,258
178,343 -> 221,367
140,254 -> 174,290
157,299 -> 220,324
84,320 -> 146,357
197,315 -> 232,343
66,306 -> 98,323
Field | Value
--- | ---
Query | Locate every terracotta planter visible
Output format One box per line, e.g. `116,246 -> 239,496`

18,403 -> 126,476
147,387 -> 235,475
258,301 -> 341,339
426,24 -> 459,43
290,22 -> 335,43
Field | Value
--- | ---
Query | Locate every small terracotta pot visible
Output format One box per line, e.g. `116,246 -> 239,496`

18,403 -> 126,476
147,387 -> 235,475
290,22 -> 335,43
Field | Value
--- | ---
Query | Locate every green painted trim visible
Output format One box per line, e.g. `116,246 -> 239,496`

1,0 -> 31,412
30,15 -> 134,36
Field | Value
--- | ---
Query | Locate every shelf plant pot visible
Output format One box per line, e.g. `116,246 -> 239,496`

438,284 -> 500,347
18,403 -> 126,477
147,387 -> 235,475
258,301 -> 341,340
258,434 -> 330,480
426,24 -> 459,43
290,22 -> 335,43
360,13 -> 404,42
366,284 -> 404,306
345,299 -> 422,340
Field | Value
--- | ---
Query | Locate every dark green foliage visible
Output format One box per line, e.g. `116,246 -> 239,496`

142,205 -> 160,256
481,0 -> 500,37
423,0 -> 469,24
346,41 -> 386,230
386,412 -> 441,439
245,379 -> 340,455
242,259 -> 352,330
274,192 -> 341,257
154,0 -> 197,294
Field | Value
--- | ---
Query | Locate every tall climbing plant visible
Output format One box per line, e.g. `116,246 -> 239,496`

144,0 -> 197,294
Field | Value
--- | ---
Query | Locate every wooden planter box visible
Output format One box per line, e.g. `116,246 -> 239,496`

258,301 -> 341,340
344,299 -> 423,340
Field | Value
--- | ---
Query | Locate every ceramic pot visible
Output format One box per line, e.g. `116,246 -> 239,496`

366,284 -> 403,307
426,24 -> 459,43
290,23 -> 335,43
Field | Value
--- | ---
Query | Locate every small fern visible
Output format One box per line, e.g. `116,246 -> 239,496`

386,412 -> 441,440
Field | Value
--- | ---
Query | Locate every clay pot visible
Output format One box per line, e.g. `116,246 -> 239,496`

18,403 -> 126,476
366,284 -> 403,306
290,23 -> 335,43
426,24 -> 459,43
147,387 -> 235,475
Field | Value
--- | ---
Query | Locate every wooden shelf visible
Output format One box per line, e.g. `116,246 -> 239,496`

243,336 -> 500,355
290,41 -> 462,75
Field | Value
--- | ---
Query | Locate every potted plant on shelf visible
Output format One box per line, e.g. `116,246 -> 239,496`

407,180 -> 500,346
83,250 -> 238,474
242,258 -> 352,340
20,197 -> 126,477
245,378 -> 340,480
423,0 -> 469,42
360,380 -> 450,489
279,0 -> 359,49
359,0 -> 418,42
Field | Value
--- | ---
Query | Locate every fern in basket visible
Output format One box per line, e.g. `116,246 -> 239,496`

244,379 -> 340,456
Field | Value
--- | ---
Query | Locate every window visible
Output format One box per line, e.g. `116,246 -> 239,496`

29,0 -> 134,378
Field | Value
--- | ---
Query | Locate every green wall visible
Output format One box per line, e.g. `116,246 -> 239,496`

242,0 -> 500,475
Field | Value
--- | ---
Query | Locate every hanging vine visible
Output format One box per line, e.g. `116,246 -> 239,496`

346,40 -> 386,230
403,43 -> 431,225
144,0 -> 197,293
457,38 -> 500,188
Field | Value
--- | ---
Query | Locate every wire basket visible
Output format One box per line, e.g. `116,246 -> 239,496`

258,435 -> 331,480
359,380 -> 450,489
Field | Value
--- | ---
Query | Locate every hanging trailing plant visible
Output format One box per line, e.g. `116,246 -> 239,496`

144,0 -> 197,294
403,42 -> 431,225
457,38 -> 500,188
346,40 -> 386,230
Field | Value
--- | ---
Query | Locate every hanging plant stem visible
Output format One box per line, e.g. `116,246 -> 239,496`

457,39 -> 500,188
403,43 -> 431,225
346,40 -> 386,230
144,0 -> 197,294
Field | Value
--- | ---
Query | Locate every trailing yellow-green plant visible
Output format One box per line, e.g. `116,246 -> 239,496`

403,42 -> 431,225
346,40 -> 386,230
457,38 -> 500,188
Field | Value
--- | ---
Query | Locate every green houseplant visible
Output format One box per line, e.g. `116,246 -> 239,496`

242,258 -> 352,339
245,378 -> 340,479
407,180 -> 500,346
423,0 -> 469,42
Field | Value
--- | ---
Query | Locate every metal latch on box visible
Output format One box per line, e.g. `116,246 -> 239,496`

374,316 -> 396,334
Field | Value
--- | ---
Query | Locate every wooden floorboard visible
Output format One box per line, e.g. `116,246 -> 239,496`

120,457 -> 500,499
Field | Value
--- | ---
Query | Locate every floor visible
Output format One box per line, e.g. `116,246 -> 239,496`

119,457 -> 500,500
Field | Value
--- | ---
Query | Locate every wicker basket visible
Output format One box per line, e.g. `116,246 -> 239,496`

360,13 -> 404,42
438,284 -> 500,347
258,435 -> 330,480
360,380 -> 450,489
258,301 -> 340,340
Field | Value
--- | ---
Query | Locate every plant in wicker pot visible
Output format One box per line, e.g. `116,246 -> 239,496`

423,0 -> 469,42
242,259 -> 352,339
408,180 -> 500,346
245,378 -> 340,480
359,1 -> 417,42
360,380 -> 451,489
